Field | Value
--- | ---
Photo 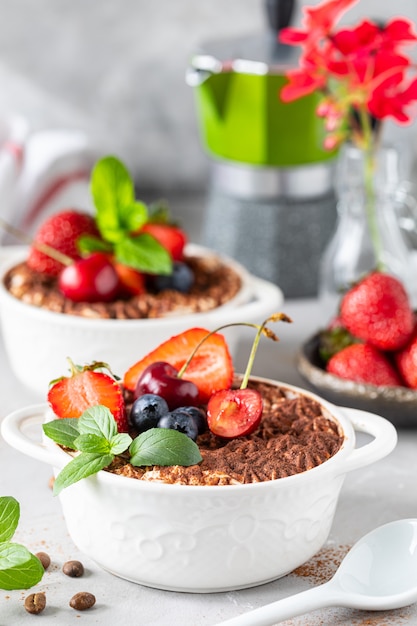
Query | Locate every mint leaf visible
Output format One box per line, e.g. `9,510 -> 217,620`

74,434 -> 112,454
119,200 -> 148,232
110,433 -> 133,455
0,498 -> 45,590
91,155 -> 148,243
53,452 -> 114,496
129,429 -> 202,467
0,547 -> 44,590
114,233 -> 172,274
77,234 -> 113,255
0,497 -> 19,542
42,418 -> 80,449
0,542 -> 35,569
78,406 -> 117,440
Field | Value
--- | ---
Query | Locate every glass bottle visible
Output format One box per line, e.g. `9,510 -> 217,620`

318,144 -> 417,312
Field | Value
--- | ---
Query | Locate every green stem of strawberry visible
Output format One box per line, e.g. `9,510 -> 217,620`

0,217 -> 74,266
49,358 -> 118,387
176,313 -> 292,381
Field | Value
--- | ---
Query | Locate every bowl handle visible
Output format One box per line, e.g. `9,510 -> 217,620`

1,404 -> 68,468
337,407 -> 397,475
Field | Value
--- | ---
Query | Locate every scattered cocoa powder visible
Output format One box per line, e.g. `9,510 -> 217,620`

285,545 -> 413,625
292,544 -> 351,586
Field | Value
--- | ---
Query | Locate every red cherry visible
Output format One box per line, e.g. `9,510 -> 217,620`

58,252 -> 121,302
206,388 -> 263,438
134,361 -> 199,409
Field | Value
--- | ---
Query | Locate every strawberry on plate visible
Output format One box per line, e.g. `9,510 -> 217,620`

28,210 -> 100,277
395,326 -> 417,388
123,327 -> 233,403
48,360 -> 128,432
340,272 -> 414,351
141,223 -> 187,261
326,343 -> 402,387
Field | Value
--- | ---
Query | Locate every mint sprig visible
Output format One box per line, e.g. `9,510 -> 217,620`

0,497 -> 44,590
43,405 -> 202,495
129,428 -> 203,467
78,155 -> 172,275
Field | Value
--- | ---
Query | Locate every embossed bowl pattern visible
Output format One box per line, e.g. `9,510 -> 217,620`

1,378 -> 397,592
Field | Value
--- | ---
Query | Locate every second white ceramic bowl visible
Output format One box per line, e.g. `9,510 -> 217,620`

0,245 -> 283,394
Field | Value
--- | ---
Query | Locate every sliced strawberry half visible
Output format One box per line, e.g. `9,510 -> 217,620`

48,360 -> 128,432
113,262 -> 146,296
123,327 -> 233,403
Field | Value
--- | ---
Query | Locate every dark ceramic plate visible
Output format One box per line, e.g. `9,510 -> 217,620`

296,333 -> 417,428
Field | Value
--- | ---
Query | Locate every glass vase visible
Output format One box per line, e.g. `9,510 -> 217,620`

318,144 -> 417,312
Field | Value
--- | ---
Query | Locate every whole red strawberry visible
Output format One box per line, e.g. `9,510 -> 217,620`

28,210 -> 100,276
340,272 -> 414,351
48,360 -> 128,432
327,343 -> 402,387
395,326 -> 417,388
141,223 -> 187,261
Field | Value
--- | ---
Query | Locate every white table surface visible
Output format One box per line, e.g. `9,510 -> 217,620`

1,297 -> 417,626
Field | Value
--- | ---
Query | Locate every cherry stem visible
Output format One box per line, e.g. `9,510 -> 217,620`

0,217 -> 73,266
240,313 -> 291,389
176,313 -> 292,381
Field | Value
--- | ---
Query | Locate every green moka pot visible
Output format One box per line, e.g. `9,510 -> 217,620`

186,22 -> 335,169
186,0 -> 338,298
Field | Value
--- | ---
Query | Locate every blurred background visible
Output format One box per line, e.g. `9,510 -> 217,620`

1,0 -> 417,295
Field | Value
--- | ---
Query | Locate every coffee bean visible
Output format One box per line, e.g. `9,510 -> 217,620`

62,560 -> 84,577
24,592 -> 46,614
35,551 -> 51,570
69,592 -> 96,611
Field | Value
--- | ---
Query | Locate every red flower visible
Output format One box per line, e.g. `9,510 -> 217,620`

279,0 -> 417,150
281,68 -> 325,102
383,18 -> 417,47
280,0 -> 358,48
369,75 -> 417,123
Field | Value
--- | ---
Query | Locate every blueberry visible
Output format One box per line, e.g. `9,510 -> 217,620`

172,406 -> 207,434
130,394 -> 169,432
157,411 -> 199,441
154,262 -> 194,293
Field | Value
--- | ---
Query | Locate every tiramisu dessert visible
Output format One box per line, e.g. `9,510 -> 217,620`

2,155 -> 241,319
43,315 -> 344,493
113,378 -> 342,485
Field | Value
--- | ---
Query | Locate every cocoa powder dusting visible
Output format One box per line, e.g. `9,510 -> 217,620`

4,254 -> 241,319
110,380 -> 343,485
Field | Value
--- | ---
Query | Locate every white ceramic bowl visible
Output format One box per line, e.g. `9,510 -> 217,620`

0,245 -> 283,395
1,377 -> 397,593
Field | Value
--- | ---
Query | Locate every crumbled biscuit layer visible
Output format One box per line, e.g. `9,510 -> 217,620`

110,380 -> 343,485
4,255 -> 242,319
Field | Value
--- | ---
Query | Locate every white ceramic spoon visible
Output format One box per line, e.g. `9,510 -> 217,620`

217,519 -> 417,626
